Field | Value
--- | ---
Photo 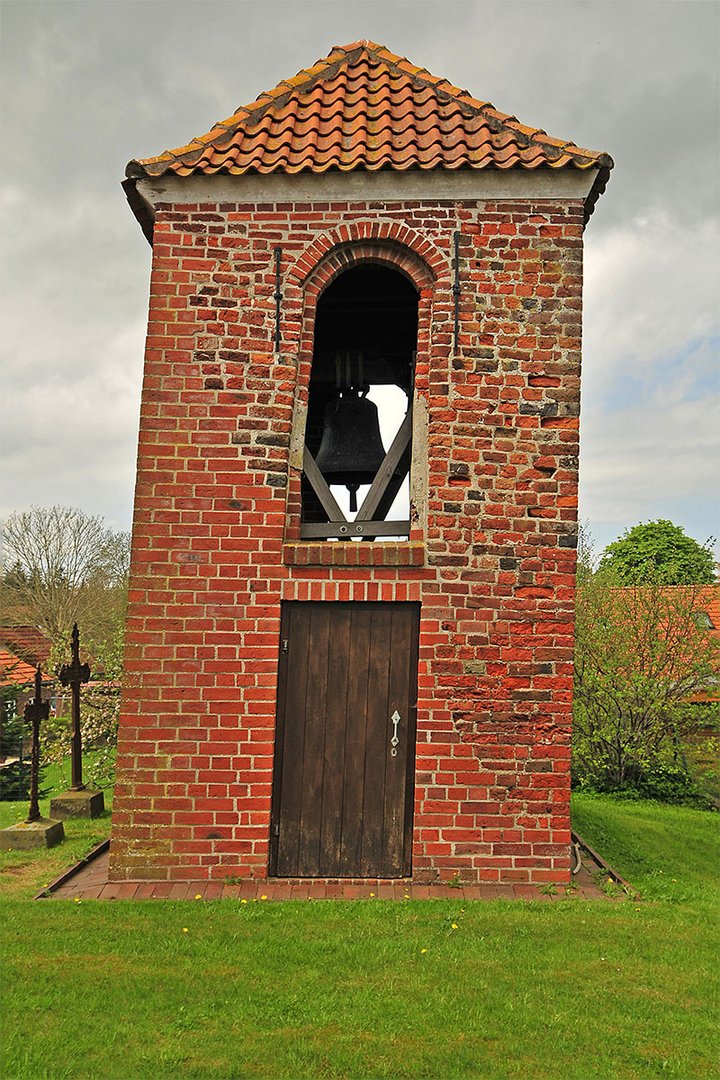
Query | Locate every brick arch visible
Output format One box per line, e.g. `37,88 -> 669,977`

284,230 -> 434,545
295,240 -> 434,404
288,221 -> 447,291
303,241 -> 433,308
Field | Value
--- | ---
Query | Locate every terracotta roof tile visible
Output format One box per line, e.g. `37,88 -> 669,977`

696,585 -> 720,636
127,41 -> 613,188
610,587 -> 720,635
0,627 -> 52,668
608,585 -> 720,700
0,647 -> 38,688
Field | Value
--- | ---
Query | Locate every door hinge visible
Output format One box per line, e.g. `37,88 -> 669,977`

272,822 -> 280,837
281,639 -> 289,654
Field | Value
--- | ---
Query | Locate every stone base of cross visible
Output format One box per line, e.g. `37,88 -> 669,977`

0,818 -> 65,851
50,788 -> 105,820
0,667 -> 65,851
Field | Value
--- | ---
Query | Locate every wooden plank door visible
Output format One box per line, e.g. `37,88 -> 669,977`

270,602 -> 419,878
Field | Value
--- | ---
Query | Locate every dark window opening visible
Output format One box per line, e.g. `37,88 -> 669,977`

301,264 -> 419,540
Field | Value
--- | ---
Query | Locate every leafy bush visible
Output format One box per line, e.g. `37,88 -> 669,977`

572,574 -> 719,804
680,700 -> 720,733
0,686 -> 48,801
598,519 -> 716,585
572,750 -> 712,808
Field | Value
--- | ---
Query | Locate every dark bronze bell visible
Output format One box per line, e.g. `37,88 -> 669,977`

315,389 -> 387,511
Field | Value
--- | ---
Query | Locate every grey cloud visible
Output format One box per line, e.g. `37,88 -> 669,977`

583,214 -> 719,386
579,390 -> 720,557
1,0 -> 718,550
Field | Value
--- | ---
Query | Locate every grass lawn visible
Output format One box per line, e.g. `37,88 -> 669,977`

0,782 -> 718,1080
0,757 -> 113,902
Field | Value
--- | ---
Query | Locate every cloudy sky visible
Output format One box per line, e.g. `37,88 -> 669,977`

1,0 -> 718,560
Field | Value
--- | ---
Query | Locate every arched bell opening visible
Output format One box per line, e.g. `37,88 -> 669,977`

301,263 -> 419,541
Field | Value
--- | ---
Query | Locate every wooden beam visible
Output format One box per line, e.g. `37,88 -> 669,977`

355,409 -> 413,522
302,448 -> 347,523
300,520 -> 410,539
368,467 -> 409,529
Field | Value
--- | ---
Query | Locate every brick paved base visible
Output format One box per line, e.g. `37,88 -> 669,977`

43,848 -> 620,901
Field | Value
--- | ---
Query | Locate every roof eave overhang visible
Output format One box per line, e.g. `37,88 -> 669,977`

583,164 -> 612,225
123,164 -> 610,247
122,176 -> 155,245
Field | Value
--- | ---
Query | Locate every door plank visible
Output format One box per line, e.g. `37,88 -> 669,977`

275,605 -> 312,876
296,605 -> 332,875
360,606 -> 393,876
402,606 -> 420,877
338,606 -> 372,876
382,606 -> 415,876
318,606 -> 352,876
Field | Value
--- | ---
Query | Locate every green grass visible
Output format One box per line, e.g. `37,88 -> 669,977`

0,755 -> 112,900
685,732 -> 720,804
1,792 -> 718,1079
572,792 -> 720,903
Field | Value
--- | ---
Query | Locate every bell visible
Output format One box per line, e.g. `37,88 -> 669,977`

315,389 -> 387,511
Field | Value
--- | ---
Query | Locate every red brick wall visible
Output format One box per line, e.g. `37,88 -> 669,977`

110,195 -> 584,883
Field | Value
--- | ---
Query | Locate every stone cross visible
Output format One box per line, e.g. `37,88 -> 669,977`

58,623 -> 91,791
24,667 -> 49,824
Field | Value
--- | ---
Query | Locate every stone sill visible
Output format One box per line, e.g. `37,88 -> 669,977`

283,541 -> 425,567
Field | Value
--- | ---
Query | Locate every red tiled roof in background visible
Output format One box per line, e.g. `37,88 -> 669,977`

126,41 -> 612,222
694,585 -> 720,638
609,585 -> 720,701
0,648 -> 38,688
686,585 -> 719,701
0,627 -> 52,669
610,586 -> 720,637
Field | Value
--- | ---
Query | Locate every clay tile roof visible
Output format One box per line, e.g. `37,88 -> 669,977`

0,627 -> 52,669
0,648 -> 38,688
126,40 -> 612,216
695,585 -> 720,637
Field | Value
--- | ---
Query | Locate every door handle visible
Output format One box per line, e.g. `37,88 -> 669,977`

390,710 -> 401,756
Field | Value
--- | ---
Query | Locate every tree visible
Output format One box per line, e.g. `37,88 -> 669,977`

1,506 -> 130,657
573,577 -> 719,797
1,507 -> 130,794
576,521 -> 598,585
598,520 -> 716,585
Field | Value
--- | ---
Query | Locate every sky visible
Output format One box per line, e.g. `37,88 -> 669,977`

1,0 -> 718,561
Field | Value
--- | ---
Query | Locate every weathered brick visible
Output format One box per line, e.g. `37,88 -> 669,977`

110,195 -> 584,885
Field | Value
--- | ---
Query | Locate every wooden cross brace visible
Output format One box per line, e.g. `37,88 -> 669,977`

301,408 -> 413,540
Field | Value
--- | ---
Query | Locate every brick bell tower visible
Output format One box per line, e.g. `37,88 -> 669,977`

111,41 -> 612,884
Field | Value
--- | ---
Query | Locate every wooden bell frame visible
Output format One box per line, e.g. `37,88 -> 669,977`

299,255 -> 425,541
